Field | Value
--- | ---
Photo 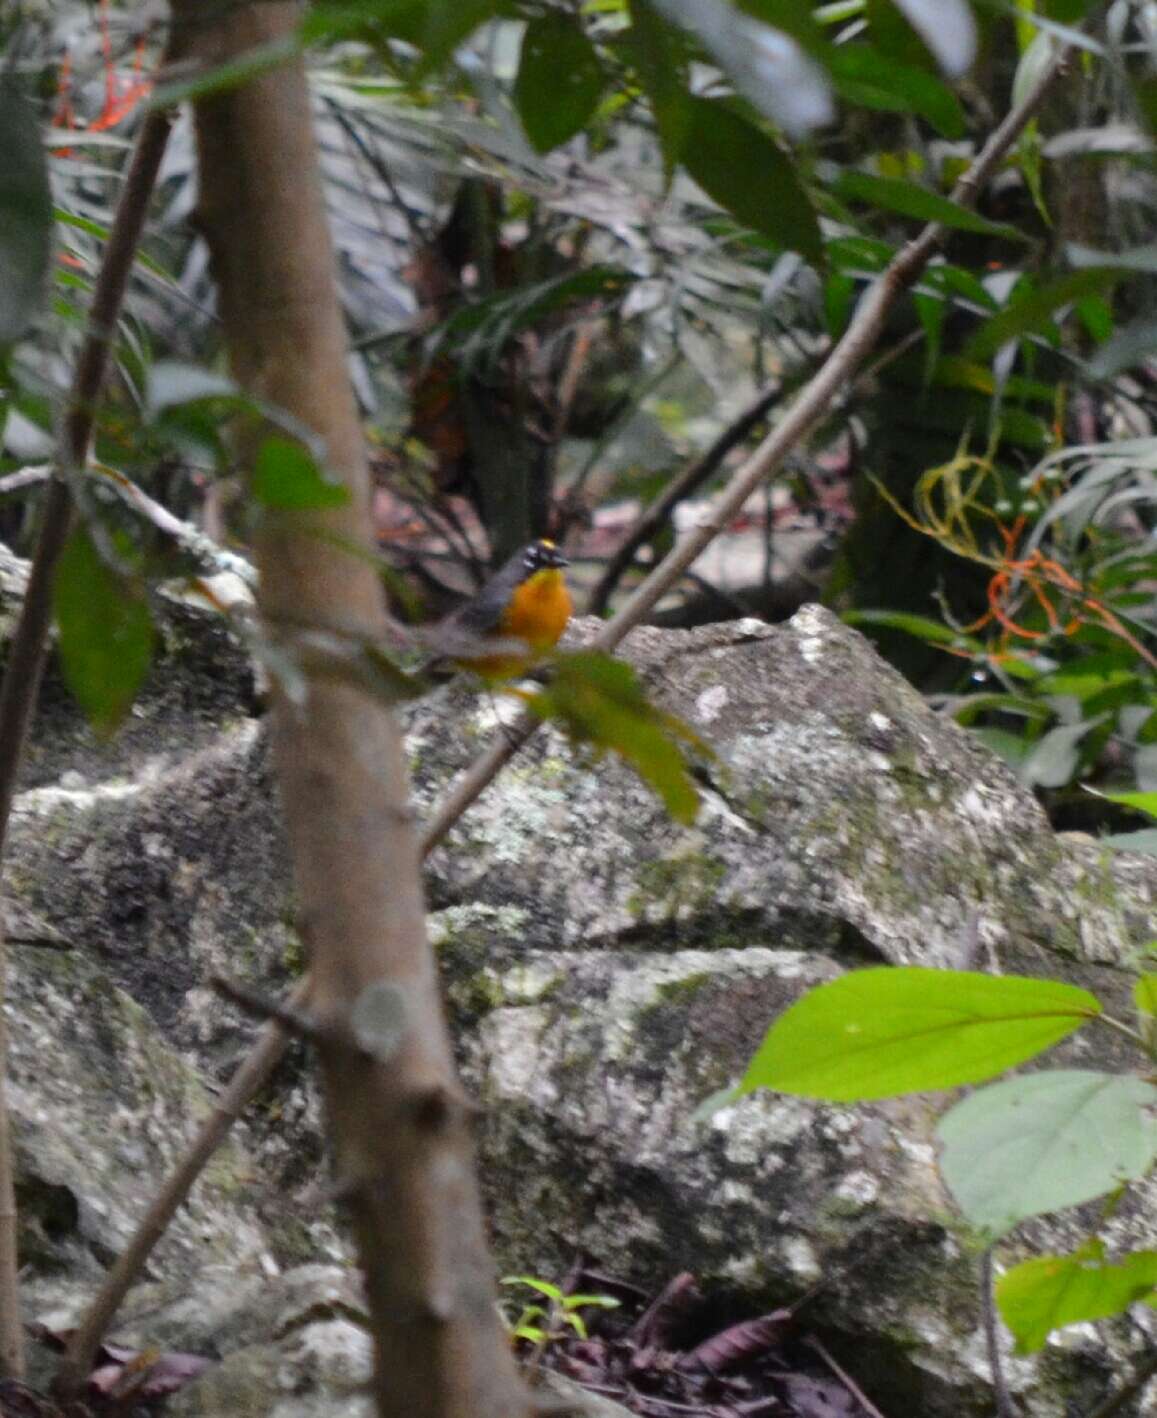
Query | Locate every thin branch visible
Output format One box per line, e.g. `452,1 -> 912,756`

980,1248 -> 1019,1418
805,1335 -> 887,1418
421,36 -> 1073,854
52,979 -> 312,1399
0,920 -> 17,1380
0,98 -> 175,1386
210,972 -> 325,1041
93,462 -> 257,586
322,94 -> 429,248
0,102 -> 176,860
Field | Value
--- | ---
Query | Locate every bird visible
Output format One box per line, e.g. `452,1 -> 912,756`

436,538 -> 572,681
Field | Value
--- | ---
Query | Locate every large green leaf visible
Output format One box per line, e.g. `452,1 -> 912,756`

523,650 -> 705,824
835,170 -> 1022,238
681,98 -> 822,264
739,968 -> 1100,1101
997,1244 -> 1157,1354
514,13 -> 605,153
0,76 -> 53,344
938,1070 -> 1157,1236
54,526 -> 155,737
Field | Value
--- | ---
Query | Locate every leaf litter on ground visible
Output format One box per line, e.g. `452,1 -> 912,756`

525,1264 -> 877,1417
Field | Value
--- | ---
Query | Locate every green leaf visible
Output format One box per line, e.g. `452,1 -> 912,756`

971,726 -> 1033,769
835,170 -> 1023,238
54,527 -> 155,737
501,1276 -> 564,1301
150,36 -> 301,107
563,1294 -> 621,1311
252,437 -> 349,509
739,968 -> 1100,1102
514,13 -> 605,153
627,0 -> 690,176
949,692 -> 1053,729
1042,0 -> 1098,18
418,0 -> 501,73
843,607 -> 983,652
147,362 -> 240,416
827,40 -> 965,139
866,0 -> 935,69
823,271 -> 855,337
938,1071 -> 1157,1236
997,1244 -> 1157,1354
1135,974 -> 1157,1018
966,269 -> 1122,360
1020,715 -> 1107,790
691,1084 -> 743,1123
681,98 -> 822,265
1093,789 -> 1157,821
523,651 -> 705,824
0,76 -> 53,344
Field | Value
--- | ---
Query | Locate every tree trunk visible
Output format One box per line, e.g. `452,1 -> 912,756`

170,4 -> 531,1414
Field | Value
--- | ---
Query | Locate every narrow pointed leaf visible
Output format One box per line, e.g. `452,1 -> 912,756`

836,171 -> 1022,238
826,45 -> 966,138
740,967 -> 1100,1101
966,268 -> 1122,360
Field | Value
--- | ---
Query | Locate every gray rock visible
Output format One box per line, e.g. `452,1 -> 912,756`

5,564 -> 1157,1416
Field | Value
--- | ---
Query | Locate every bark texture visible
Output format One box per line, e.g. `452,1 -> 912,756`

170,4 -> 530,1414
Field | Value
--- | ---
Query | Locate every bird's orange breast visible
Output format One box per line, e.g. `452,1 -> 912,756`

498,567 -> 572,655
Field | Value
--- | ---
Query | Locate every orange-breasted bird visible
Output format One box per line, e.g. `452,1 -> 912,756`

440,538 -> 572,680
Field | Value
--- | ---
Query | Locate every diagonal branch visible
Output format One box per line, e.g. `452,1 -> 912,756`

0,97 -> 176,1385
0,103 -> 176,858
